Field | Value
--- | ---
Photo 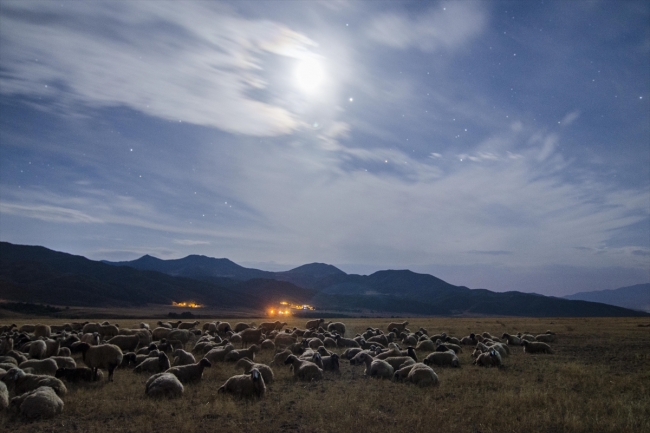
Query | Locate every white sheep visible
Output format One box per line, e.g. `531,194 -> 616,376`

534,332 -> 556,343
501,333 -> 522,345
145,372 -> 184,399
327,322 -> 346,336
423,350 -> 460,368
394,362 -> 439,387
224,345 -> 260,362
28,340 -> 47,359
238,328 -> 264,348
19,359 -> 58,376
305,318 -> 325,330
1,367 -> 67,397
34,324 -> 51,338
350,352 -> 394,379
204,344 -> 235,363
522,341 -> 554,354
386,321 -> 409,333
284,355 -> 323,381
165,358 -> 211,383
10,386 -> 63,419
77,343 -> 124,381
218,368 -> 266,399
134,352 -> 170,374
0,381 -> 8,411
473,349 -> 502,367
235,358 -> 274,384
172,349 -> 196,366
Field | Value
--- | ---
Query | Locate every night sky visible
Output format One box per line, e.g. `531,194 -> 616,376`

1,1 -> 648,296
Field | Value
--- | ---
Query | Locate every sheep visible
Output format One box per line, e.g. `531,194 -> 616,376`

57,347 -> 72,357
165,358 -> 211,383
0,336 -> 13,356
474,349 -> 502,367
166,329 -> 192,345
235,358 -> 274,384
1,368 -> 67,397
320,353 -> 340,372
80,332 -> 101,346
33,324 -> 51,338
394,363 -> 439,387
284,355 -> 323,381
152,327 -> 172,341
305,318 -> 325,330
415,339 -> 436,352
535,332 -> 556,343
135,352 -> 171,374
98,324 -> 119,339
218,368 -> 266,399
145,372 -> 184,398
238,328 -> 264,348
327,322 -> 346,336
350,352 -> 394,379
77,343 -> 124,381
172,349 -> 196,366
19,324 -> 36,333
10,386 -> 63,419
157,321 -> 174,329
522,341 -> 554,354
224,345 -> 260,362
0,381 -> 8,411
204,344 -> 235,363
342,348 -> 364,360
335,335 -> 360,348
501,333 -> 522,345
271,349 -> 293,366
233,322 -> 253,333
177,321 -> 200,330
260,339 -> 276,351
43,339 -> 60,358
386,321 -> 409,334
121,352 -> 137,368
216,322 -> 232,335
55,367 -> 102,382
19,359 -> 58,376
274,333 -> 297,348
460,333 -> 478,345
519,333 -> 536,342
28,340 -> 47,359
423,350 -> 460,368
5,350 -> 28,365
382,356 -> 417,371
108,334 -> 148,352
259,321 -> 286,333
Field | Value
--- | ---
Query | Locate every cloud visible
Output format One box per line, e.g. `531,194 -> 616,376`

466,250 -> 514,256
365,2 -> 487,52
560,110 -> 581,126
0,2 -> 319,136
173,239 -> 211,246
0,202 -> 102,224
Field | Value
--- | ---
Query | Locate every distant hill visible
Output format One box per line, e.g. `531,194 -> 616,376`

3,242 -> 649,317
564,284 -> 650,313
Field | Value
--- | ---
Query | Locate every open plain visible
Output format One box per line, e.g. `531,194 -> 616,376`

1,316 -> 649,433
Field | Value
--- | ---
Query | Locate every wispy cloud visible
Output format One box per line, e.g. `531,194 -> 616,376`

173,239 -> 211,246
0,202 -> 102,224
0,2 -> 318,136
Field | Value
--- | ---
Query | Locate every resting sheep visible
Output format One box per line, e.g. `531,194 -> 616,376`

77,343 -> 123,381
1,367 -> 67,397
19,359 -> 58,376
522,341 -> 554,354
172,349 -> 196,366
386,321 -> 409,334
165,358 -> 211,383
501,333 -> 522,345
145,372 -> 184,399
235,358 -> 274,384
224,345 -> 260,362
205,344 -> 235,363
134,352 -> 170,374
350,352 -> 394,379
284,355 -> 323,381
10,386 -> 63,419
474,349 -> 502,367
218,368 -> 266,399
423,350 -> 460,368
393,362 -> 439,387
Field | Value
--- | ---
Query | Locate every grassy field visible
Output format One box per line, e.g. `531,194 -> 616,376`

2,316 -> 649,433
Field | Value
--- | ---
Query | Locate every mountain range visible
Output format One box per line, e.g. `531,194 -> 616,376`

1,241 -> 648,317
564,284 -> 650,313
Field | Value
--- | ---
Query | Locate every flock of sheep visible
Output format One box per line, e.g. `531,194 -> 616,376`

0,318 -> 557,419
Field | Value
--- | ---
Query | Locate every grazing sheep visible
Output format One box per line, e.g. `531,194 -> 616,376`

259,321 -> 286,333
305,318 -> 325,330
165,358 -> 211,383
98,324 -> 119,339
177,321 -> 200,330
260,339 -> 276,351
327,322 -> 346,336
0,381 -> 7,411
28,340 -> 47,360
522,341 -> 554,354
19,359 -> 58,376
284,355 -> 323,381
238,328 -> 264,348
152,327 -> 173,341
350,352 -> 394,379
55,367 -> 102,382
172,349 -> 196,366
474,349 -> 502,367
233,322 -> 253,333
235,358 -> 274,384
271,349 -> 293,366
386,321 -> 409,334
224,345 -> 260,362
135,352 -> 170,374
1,368 -> 67,397
218,368 -> 266,399
166,329 -> 192,345
157,321 -> 173,329
205,344 -> 235,363
423,350 -> 460,368
501,333 -> 522,345
216,322 -> 232,335
77,343 -> 124,381
145,372 -> 184,398
274,333 -> 297,348
11,386 -> 63,419
34,324 -> 51,338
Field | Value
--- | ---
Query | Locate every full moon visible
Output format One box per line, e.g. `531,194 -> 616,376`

295,57 -> 325,94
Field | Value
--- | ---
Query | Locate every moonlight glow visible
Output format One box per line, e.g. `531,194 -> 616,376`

295,57 -> 325,94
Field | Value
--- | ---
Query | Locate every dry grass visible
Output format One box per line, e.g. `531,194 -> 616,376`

2,316 -> 649,432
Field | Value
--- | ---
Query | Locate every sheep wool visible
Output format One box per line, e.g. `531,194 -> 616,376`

11,386 -> 63,419
0,381 -> 8,411
145,373 -> 184,399
218,368 -> 266,399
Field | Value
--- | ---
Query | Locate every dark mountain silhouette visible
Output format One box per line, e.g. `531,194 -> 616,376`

564,284 -> 650,313
2,242 -> 648,317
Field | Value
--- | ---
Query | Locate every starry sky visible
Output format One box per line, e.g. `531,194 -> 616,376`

1,1 -> 648,297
